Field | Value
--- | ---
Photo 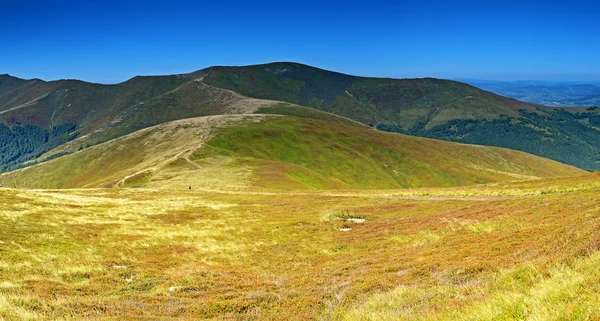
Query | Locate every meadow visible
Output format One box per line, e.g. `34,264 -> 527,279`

2,172 -> 600,320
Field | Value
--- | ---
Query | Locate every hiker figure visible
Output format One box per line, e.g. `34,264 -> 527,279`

189,186 -> 192,191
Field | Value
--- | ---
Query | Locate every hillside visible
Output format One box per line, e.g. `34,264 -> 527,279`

3,63 -> 600,171
203,62 -> 600,170
203,62 -> 539,128
0,72 -> 339,172
0,115 -> 583,190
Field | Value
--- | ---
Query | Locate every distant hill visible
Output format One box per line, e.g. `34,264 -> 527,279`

458,79 -> 600,107
3,63 -> 600,171
203,63 -> 540,129
0,115 -> 583,189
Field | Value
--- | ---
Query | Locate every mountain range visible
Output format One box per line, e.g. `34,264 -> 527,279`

3,62 -> 600,320
459,79 -> 600,107
1,62 -> 600,178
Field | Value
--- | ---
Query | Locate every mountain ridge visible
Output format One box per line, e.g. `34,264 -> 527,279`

198,62 -> 600,170
2,62 -> 600,171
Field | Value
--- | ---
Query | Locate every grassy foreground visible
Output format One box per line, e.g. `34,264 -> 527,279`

2,173 -> 600,320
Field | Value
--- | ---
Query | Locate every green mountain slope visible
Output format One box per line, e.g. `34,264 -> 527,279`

0,72 -> 349,172
0,75 -> 60,112
203,62 -> 600,170
0,74 -> 188,130
3,63 -> 600,171
203,62 -> 538,128
0,115 -> 583,190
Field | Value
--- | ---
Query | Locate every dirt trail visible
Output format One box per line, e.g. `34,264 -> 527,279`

0,92 -> 50,115
183,156 -> 204,171
193,69 -> 283,114
115,117 -> 214,187
194,69 -> 242,97
181,116 -> 213,172
114,169 -> 154,188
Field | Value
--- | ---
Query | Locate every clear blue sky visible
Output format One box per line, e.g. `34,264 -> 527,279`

1,0 -> 599,83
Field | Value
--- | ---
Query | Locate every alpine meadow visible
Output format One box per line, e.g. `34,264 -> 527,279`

2,0 -> 600,320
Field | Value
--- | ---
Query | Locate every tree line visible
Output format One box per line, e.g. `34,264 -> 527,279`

0,122 -> 77,172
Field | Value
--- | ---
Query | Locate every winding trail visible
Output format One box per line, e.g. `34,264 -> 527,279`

0,92 -> 51,115
114,168 -> 154,188
181,116 -> 213,172
115,117 -> 213,187
193,68 -> 241,97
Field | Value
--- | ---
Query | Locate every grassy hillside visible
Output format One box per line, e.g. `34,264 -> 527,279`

201,117 -> 583,189
0,74 -> 189,172
0,73 -> 308,172
203,62 -> 600,170
0,75 -> 60,112
1,172 -> 600,319
0,115 -> 258,189
0,115 -> 583,190
203,62 -> 538,128
5,63 -> 600,171
0,70 -> 372,173
0,75 -> 190,131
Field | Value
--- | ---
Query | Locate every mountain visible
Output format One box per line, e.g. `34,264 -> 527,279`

202,63 -> 540,128
1,68 -> 598,321
0,114 -> 583,189
201,63 -> 600,170
2,63 -> 600,172
0,72 -> 346,172
459,78 -> 600,107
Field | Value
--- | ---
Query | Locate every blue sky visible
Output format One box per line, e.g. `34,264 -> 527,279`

1,0 -> 599,83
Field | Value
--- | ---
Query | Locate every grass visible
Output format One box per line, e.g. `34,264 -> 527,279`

0,113 -> 596,320
1,115 -> 583,190
0,115 -> 261,189
1,173 -> 600,319
202,62 -> 600,171
201,116 -> 583,189
345,248 -> 600,321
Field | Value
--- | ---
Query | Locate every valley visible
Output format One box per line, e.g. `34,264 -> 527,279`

459,79 -> 600,107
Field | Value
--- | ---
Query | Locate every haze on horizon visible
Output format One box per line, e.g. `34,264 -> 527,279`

1,0 -> 599,84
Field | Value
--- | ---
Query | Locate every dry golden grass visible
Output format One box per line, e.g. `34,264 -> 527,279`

1,172 -> 600,320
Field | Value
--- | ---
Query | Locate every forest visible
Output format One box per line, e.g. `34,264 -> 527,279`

378,109 -> 600,171
0,122 -> 77,172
